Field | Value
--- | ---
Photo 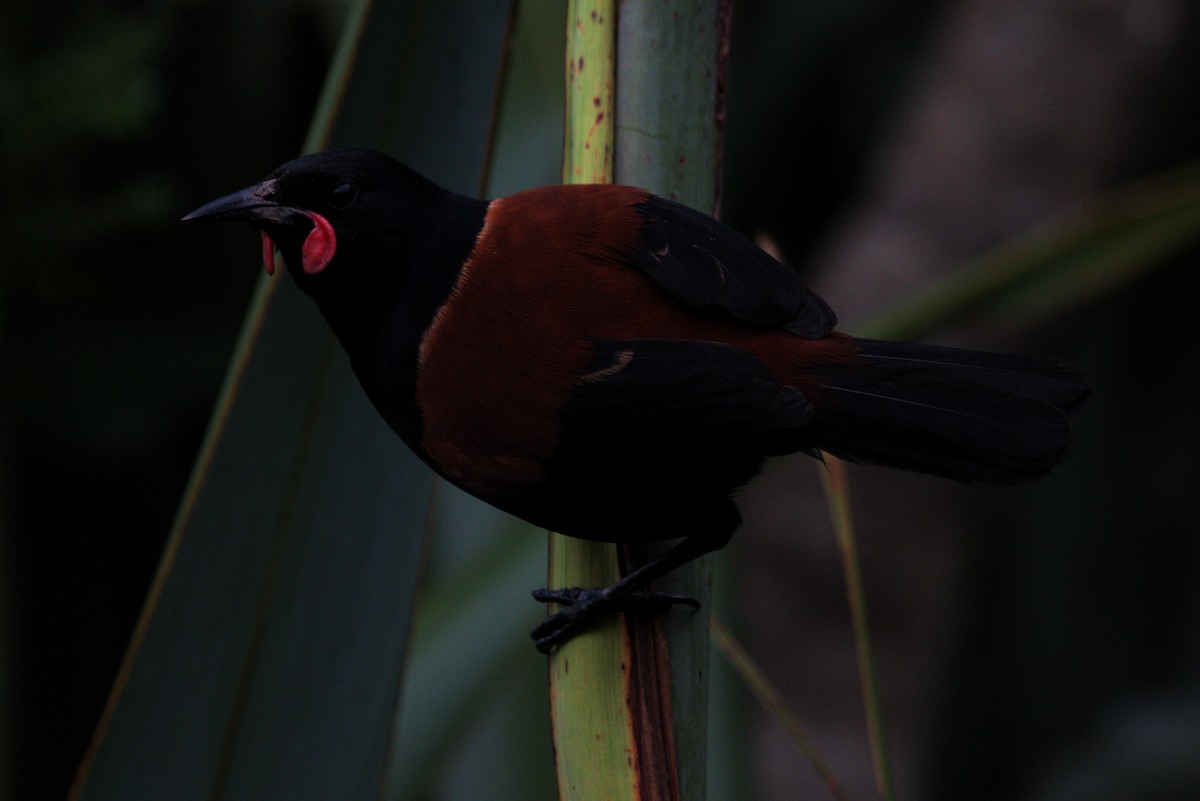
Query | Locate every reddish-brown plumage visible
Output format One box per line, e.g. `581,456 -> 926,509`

415,184 -> 861,498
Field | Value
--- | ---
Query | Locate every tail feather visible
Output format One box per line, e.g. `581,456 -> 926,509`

806,339 -> 1090,484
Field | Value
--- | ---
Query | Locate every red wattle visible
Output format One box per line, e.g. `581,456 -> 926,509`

261,231 -> 276,276
301,212 -> 337,275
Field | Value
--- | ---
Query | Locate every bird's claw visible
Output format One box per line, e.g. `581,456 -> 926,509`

531,586 -> 700,653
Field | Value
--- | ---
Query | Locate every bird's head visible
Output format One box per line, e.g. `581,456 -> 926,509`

183,148 -> 441,284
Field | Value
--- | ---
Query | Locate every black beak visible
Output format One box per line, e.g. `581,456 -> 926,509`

182,178 -> 299,225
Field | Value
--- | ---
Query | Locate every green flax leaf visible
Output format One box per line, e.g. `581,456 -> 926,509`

70,1 -> 514,799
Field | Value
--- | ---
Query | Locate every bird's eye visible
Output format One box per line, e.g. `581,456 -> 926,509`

326,182 -> 358,210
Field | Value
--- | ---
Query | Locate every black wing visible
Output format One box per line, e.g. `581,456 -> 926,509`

553,338 -> 815,473
624,195 -> 837,338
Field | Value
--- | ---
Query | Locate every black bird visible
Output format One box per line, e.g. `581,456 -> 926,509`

184,148 -> 1089,651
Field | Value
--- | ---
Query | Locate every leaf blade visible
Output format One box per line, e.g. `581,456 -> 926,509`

70,1 -> 516,799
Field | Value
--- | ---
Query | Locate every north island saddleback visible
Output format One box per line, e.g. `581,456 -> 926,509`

184,148 -> 1089,652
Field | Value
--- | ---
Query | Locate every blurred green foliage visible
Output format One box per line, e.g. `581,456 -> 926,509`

1,2 -> 332,798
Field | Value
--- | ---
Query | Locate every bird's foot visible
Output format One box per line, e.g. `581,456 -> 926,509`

531,586 -> 700,653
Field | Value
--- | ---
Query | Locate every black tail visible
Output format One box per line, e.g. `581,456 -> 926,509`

806,339 -> 1090,484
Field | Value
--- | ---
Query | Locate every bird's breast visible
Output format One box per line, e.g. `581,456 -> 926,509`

414,188 -> 639,497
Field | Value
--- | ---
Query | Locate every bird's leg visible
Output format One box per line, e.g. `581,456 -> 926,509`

531,528 -> 730,653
